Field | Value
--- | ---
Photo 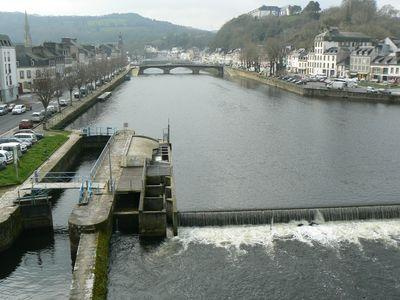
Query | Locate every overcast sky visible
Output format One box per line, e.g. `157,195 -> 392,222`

0,0 -> 398,30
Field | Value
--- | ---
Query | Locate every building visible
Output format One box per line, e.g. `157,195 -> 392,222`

249,6 -> 281,18
0,34 -> 18,103
371,52 -> 400,83
310,27 -> 372,77
287,48 -> 308,74
249,5 -> 301,18
349,46 -> 377,80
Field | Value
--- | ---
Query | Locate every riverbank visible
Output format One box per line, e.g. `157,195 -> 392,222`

225,67 -> 400,103
47,67 -> 132,130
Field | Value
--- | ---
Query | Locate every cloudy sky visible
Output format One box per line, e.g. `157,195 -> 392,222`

0,0 -> 398,30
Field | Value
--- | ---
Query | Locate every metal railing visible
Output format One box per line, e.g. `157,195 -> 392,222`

90,130 -> 117,180
81,126 -> 117,137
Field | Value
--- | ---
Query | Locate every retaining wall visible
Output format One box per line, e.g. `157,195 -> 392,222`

0,206 -> 23,252
226,67 -> 400,104
50,69 -> 131,130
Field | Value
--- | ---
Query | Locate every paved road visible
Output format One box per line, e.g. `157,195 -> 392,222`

0,90 -> 76,136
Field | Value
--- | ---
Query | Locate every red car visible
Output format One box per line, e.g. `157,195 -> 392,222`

19,119 -> 34,129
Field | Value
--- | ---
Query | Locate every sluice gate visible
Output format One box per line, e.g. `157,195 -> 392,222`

178,205 -> 400,227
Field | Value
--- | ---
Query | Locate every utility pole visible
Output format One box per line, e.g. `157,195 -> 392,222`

108,145 -> 113,192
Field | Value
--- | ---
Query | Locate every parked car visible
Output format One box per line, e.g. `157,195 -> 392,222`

32,111 -> 44,123
14,133 -> 38,144
19,119 -> 34,129
12,104 -> 26,115
24,103 -> 33,111
0,142 -> 23,158
0,149 -> 13,164
95,80 -> 102,87
366,86 -> 377,93
59,99 -> 70,107
15,129 -> 44,140
7,103 -> 15,112
47,105 -> 57,114
73,91 -> 80,99
0,137 -> 31,149
0,104 -> 8,115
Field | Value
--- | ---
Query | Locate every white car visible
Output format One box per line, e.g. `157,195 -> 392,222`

47,105 -> 57,114
32,111 -> 44,122
0,150 -> 13,164
0,142 -> 23,158
14,133 -> 38,144
12,104 -> 26,115
59,99 -> 70,106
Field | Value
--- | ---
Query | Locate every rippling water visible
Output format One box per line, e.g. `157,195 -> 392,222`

108,220 -> 400,299
0,154 -> 97,299
68,73 -> 400,211
65,72 -> 400,299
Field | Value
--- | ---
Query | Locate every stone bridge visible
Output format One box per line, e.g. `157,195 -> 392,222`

138,64 -> 224,77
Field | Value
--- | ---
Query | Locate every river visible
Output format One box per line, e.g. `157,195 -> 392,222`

0,152 -> 99,299
67,70 -> 400,299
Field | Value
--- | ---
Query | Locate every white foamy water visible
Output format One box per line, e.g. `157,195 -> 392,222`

174,220 -> 400,254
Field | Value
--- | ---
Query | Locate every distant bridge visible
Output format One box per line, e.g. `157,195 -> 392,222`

138,64 -> 224,77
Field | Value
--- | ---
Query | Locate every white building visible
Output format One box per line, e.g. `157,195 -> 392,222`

287,48 -> 308,74
249,5 -> 281,18
0,34 -> 18,103
309,28 -> 372,77
371,53 -> 400,83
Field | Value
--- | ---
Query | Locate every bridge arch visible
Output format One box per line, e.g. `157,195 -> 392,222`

138,64 -> 224,77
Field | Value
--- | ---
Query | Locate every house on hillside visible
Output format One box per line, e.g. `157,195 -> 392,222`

249,6 -> 281,18
248,5 -> 302,18
0,34 -> 18,103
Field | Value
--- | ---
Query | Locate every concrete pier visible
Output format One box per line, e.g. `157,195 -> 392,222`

68,128 -> 177,299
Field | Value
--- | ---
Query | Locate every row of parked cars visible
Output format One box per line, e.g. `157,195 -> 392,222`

0,129 -> 44,170
0,103 -> 33,116
278,76 -> 308,85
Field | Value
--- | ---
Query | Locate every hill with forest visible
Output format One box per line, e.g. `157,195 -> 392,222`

212,0 -> 400,52
0,12 -> 214,53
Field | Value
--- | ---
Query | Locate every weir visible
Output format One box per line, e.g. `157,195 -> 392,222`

178,205 -> 400,227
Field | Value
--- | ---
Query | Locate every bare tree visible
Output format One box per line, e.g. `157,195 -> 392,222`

33,69 -> 56,129
64,67 -> 77,106
265,37 -> 284,76
76,64 -> 87,100
54,73 -> 65,112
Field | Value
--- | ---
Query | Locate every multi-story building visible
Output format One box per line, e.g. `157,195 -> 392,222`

287,48 -> 308,74
0,34 -> 18,103
371,52 -> 400,83
349,46 -> 377,80
310,27 -> 372,77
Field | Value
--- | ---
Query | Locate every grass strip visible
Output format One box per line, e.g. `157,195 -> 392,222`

0,132 -> 69,186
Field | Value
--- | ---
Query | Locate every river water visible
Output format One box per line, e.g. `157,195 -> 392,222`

0,153 -> 98,299
67,71 -> 400,299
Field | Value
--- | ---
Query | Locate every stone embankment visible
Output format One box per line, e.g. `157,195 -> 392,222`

48,67 -> 132,129
226,67 -> 400,103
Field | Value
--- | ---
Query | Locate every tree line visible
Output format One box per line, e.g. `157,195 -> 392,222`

33,56 -> 126,129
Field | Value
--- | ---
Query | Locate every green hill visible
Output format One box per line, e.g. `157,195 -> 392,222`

0,12 -> 214,53
212,0 -> 400,51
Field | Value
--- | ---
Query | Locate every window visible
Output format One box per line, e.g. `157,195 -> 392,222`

27,70 -> 31,78
9,75 -> 12,85
20,70 -> 24,79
